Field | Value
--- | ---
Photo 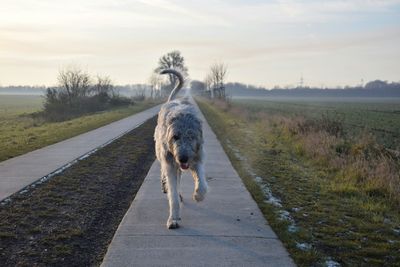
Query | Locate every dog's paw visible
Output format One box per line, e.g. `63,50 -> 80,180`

179,193 -> 183,202
193,185 -> 207,202
192,192 -> 204,202
167,218 -> 180,229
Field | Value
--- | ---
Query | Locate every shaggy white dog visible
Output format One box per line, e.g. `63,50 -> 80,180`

154,69 -> 207,229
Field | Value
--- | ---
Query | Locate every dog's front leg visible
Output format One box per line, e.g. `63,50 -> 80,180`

191,163 -> 208,202
164,164 -> 180,229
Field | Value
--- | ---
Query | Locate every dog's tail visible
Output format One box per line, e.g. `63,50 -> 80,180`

160,69 -> 184,102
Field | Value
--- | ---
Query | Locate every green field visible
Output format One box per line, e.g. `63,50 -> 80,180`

0,95 -> 44,115
232,97 -> 400,149
0,95 -> 159,162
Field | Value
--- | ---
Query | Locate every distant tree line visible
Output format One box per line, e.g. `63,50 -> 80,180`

0,86 -> 46,95
191,80 -> 400,98
0,84 -> 155,97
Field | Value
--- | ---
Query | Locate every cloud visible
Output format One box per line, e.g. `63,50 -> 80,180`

136,0 -> 231,26
219,27 -> 400,62
213,0 -> 400,25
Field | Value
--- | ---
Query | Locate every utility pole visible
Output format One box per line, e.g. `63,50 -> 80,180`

299,73 -> 304,88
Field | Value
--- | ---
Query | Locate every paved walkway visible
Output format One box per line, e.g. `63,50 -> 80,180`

0,105 -> 161,201
101,105 -> 295,267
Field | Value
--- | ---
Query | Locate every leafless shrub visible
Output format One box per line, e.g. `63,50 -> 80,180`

43,66 -> 132,121
57,66 -> 91,107
91,75 -> 114,97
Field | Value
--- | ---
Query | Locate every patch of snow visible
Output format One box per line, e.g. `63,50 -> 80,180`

288,224 -> 299,233
325,259 -> 341,267
296,242 -> 312,251
247,169 -> 257,177
266,195 -> 283,207
0,198 -> 11,205
19,189 -> 28,194
291,207 -> 302,212
234,152 -> 246,161
255,176 -> 262,183
260,183 -> 282,207
226,140 -> 302,236
278,210 -> 294,223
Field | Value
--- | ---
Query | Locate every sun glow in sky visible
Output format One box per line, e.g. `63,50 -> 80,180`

1,0 -> 400,87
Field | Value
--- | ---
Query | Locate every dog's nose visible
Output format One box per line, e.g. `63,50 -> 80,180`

179,155 -> 188,163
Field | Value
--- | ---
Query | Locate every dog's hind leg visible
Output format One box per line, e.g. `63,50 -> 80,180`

163,163 -> 181,229
191,162 -> 208,202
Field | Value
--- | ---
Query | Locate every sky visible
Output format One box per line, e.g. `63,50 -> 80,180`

0,0 -> 399,88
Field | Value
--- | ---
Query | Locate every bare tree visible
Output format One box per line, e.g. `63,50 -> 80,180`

149,73 -> 164,99
133,84 -> 147,101
204,73 -> 213,98
91,75 -> 114,97
206,62 -> 228,99
58,66 -> 91,106
155,50 -> 188,92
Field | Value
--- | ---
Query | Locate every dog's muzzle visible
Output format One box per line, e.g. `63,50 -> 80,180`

179,155 -> 189,170
180,163 -> 189,170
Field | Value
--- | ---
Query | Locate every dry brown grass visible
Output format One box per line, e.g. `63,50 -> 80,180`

208,98 -> 400,204
285,116 -> 400,203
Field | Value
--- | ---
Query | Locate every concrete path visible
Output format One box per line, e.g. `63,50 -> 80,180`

0,105 -> 161,201
101,106 -> 295,267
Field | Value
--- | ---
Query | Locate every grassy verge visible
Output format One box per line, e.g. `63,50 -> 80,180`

0,116 -> 156,266
197,98 -> 400,266
0,98 -> 160,162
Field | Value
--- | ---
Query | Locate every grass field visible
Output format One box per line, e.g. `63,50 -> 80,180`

197,98 -> 400,266
232,97 -> 400,150
0,95 -> 159,162
0,95 -> 43,115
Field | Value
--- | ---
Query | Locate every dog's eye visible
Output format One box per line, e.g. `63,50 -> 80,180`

173,135 -> 180,141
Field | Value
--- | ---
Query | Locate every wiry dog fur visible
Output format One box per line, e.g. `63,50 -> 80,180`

154,69 -> 207,229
